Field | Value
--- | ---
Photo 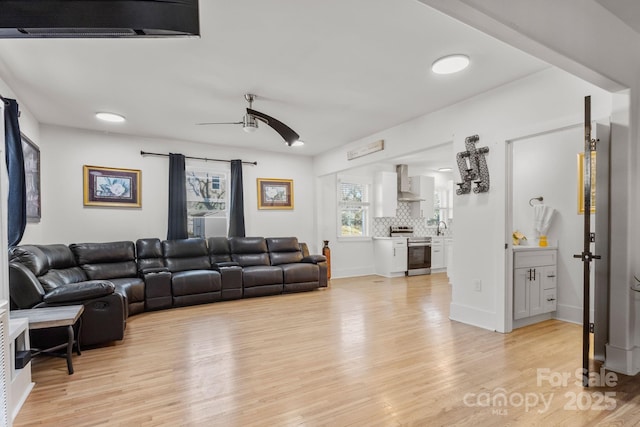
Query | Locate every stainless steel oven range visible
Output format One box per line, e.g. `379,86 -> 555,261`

407,236 -> 432,275
389,226 -> 432,276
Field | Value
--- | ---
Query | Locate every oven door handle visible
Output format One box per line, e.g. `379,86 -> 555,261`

408,243 -> 432,248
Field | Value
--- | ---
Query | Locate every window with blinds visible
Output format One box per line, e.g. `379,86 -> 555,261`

337,176 -> 371,238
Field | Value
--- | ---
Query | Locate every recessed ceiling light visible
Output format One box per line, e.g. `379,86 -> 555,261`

431,54 -> 470,75
290,139 -> 305,147
95,112 -> 126,123
438,167 -> 452,172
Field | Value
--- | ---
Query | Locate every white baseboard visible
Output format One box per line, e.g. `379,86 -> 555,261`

513,312 -> 553,329
605,343 -> 640,376
332,266 -> 375,279
554,303 -> 582,325
449,302 -> 496,331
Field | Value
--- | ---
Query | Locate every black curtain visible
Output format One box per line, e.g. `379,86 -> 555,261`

167,153 -> 188,240
228,159 -> 245,237
4,98 -> 26,246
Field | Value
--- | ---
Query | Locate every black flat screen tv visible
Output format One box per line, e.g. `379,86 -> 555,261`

0,0 -> 199,38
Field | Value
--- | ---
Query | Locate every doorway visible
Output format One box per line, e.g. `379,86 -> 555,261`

505,120 -> 610,341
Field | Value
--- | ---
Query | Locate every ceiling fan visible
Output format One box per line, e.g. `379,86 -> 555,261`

197,93 -> 303,146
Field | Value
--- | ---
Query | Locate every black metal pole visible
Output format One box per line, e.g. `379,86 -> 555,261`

140,150 -> 257,166
582,96 -> 592,387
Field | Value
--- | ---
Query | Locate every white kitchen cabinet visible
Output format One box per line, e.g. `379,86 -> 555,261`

513,249 -> 557,321
374,171 -> 397,217
373,238 -> 408,277
409,175 -> 434,218
431,237 -> 445,270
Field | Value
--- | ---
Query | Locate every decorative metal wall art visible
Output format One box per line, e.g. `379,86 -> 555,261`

455,134 -> 490,195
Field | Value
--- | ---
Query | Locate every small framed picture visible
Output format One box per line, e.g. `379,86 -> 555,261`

22,134 -> 41,222
577,152 -> 596,214
83,165 -> 141,207
257,178 -> 293,210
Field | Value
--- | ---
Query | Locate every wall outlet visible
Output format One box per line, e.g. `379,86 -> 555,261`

473,279 -> 482,292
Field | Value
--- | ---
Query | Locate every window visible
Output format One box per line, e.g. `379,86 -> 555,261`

186,166 -> 228,237
337,175 -> 371,238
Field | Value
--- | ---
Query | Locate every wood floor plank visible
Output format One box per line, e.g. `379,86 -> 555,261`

13,273 -> 640,426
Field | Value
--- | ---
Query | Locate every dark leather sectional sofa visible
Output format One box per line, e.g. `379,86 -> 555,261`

8,236 -> 327,347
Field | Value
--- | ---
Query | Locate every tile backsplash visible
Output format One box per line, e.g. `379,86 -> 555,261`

372,202 -> 453,237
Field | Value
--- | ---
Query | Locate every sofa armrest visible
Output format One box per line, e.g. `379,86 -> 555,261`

138,266 -> 169,275
212,261 -> 241,270
301,255 -> 326,264
42,280 -> 115,304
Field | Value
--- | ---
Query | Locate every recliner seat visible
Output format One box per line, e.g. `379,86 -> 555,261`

69,241 -> 146,316
229,237 -> 284,298
162,238 -> 222,306
8,244 -> 126,347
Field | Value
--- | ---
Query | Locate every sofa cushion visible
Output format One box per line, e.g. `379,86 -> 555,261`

163,239 -> 212,272
136,238 -> 165,272
207,237 -> 233,264
229,237 -> 270,267
82,261 -> 138,280
39,244 -> 77,269
241,265 -> 283,288
110,277 -> 146,304
70,241 -> 135,264
38,267 -> 88,292
42,280 -> 115,304
266,237 -> 304,265
171,270 -> 221,296
9,245 -> 50,276
280,263 -> 319,284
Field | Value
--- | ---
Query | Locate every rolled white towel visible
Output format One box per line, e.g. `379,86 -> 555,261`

533,204 -> 555,236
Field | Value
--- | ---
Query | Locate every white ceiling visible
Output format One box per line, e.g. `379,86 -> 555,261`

0,0 -> 549,157
595,0 -> 640,35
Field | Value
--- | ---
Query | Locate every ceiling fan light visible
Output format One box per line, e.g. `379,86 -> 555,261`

242,114 -> 258,132
431,54 -> 470,75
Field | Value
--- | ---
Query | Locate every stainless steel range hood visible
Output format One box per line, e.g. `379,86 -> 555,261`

0,0 -> 200,38
396,164 -> 425,202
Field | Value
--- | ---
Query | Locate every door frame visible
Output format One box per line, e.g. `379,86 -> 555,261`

503,120 -> 587,333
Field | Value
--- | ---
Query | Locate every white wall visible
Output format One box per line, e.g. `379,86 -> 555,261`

22,125 -> 319,252
512,125 -> 588,324
314,67 -> 612,331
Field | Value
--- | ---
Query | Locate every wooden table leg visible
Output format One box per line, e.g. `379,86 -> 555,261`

76,318 -> 82,356
66,325 -> 74,375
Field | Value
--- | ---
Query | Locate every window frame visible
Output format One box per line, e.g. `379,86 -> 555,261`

336,174 -> 372,241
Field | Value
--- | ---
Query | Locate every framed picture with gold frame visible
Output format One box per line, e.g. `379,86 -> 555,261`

83,165 -> 141,207
577,152 -> 596,214
257,178 -> 293,210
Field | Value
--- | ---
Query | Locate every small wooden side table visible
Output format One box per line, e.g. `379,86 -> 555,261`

10,305 -> 84,375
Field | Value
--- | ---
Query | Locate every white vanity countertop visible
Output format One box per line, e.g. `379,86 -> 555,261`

512,245 -> 558,252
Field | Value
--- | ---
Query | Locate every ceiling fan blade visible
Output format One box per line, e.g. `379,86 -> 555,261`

196,121 -> 243,125
247,108 -> 300,146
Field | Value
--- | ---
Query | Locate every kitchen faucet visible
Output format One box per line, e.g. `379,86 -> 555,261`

437,221 -> 447,236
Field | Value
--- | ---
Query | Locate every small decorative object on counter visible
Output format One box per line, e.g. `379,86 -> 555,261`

538,235 -> 548,247
512,230 -> 527,246
322,240 -> 331,280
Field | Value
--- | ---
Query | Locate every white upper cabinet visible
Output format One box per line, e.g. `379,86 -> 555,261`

374,171 -> 397,217
409,175 -> 434,218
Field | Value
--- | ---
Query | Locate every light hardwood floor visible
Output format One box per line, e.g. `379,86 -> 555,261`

15,273 -> 640,426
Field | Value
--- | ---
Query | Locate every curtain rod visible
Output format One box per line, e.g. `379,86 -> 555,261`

140,150 -> 257,165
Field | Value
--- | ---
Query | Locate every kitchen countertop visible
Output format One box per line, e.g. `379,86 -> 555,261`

372,236 -> 408,240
